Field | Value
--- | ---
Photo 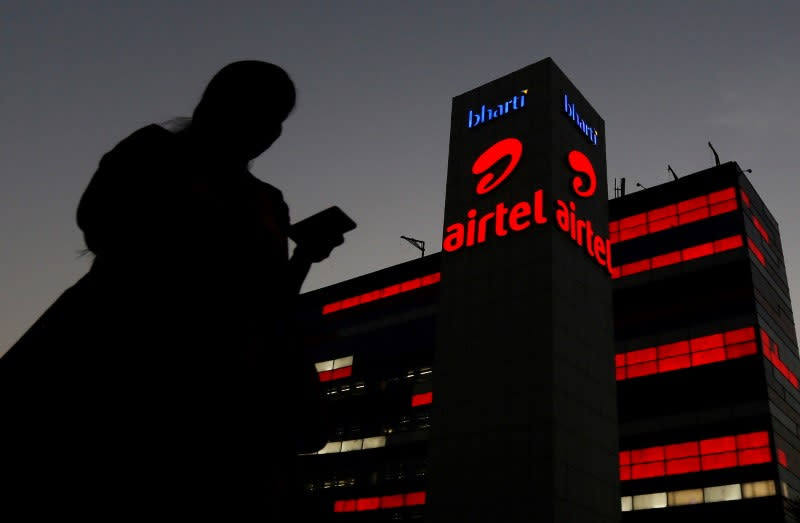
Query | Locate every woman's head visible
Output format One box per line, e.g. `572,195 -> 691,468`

190,60 -> 296,161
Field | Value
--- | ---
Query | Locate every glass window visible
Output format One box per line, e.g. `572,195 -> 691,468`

632,492 -> 667,510
741,480 -> 776,498
341,439 -> 363,452
668,488 -> 703,506
704,484 -> 742,502
315,360 -> 334,372
362,436 -> 386,449
333,356 -> 353,369
621,496 -> 632,512
318,441 -> 342,454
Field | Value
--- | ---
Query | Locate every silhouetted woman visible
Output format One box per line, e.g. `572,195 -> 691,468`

1,61 -> 337,519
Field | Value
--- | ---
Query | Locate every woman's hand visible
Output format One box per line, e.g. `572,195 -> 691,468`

292,234 -> 344,264
287,234 -> 344,294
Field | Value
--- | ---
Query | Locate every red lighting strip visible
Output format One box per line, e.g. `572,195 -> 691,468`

411,392 -> 433,407
334,491 -> 426,513
609,188 -> 738,244
322,273 -> 441,315
619,431 -> 771,481
778,449 -> 788,468
748,237 -> 767,266
318,366 -> 353,382
752,216 -> 770,243
615,327 -> 757,381
760,329 -> 799,388
611,235 -> 743,279
741,189 -> 751,208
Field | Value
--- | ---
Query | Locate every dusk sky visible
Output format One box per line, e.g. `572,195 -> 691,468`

3,1 -> 799,354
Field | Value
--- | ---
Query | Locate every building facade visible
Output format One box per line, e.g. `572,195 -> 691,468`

293,60 -> 799,522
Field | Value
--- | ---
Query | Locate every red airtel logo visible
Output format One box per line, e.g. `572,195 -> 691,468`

473,138 -> 522,194
566,149 -> 596,198
470,137 -> 596,199
444,137 -> 613,276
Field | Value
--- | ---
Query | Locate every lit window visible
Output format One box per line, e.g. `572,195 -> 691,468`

632,492 -> 667,510
668,488 -> 703,506
333,356 -> 353,369
341,439 -> 363,452
318,441 -> 342,454
621,496 -> 632,512
412,391 -> 433,407
741,480 -> 776,498
703,484 -> 742,503
314,360 -> 334,372
362,436 -> 386,449
356,497 -> 380,511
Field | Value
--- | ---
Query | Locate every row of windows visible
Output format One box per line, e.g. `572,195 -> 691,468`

307,436 -> 388,455
615,327 -> 757,381
621,480 -> 777,511
325,380 -> 366,399
316,355 -> 354,382
760,329 -> 799,388
333,491 -> 426,513
619,431 -> 771,481
611,234 -> 744,279
741,188 -> 772,243
321,273 -> 441,315
609,187 -> 738,244
306,477 -> 357,491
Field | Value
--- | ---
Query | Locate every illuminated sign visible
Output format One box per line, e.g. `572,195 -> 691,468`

442,138 -> 613,275
467,90 -> 527,129
564,93 -> 599,145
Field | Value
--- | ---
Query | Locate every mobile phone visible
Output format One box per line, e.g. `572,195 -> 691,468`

289,206 -> 357,245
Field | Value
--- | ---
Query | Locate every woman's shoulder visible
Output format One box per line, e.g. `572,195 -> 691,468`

105,124 -> 174,161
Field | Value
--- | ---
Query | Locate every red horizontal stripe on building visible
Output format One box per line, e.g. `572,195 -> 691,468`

609,187 -> 738,244
322,273 -> 441,315
619,431 -> 771,481
611,235 -> 744,279
616,327 -> 756,381
760,329 -> 799,388
334,491 -> 427,513
747,237 -> 766,266
412,391 -> 433,407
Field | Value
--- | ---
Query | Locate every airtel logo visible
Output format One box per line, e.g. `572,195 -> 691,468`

470,137 -> 596,199
566,149 -> 596,198
472,138 -> 522,195
444,137 -> 613,275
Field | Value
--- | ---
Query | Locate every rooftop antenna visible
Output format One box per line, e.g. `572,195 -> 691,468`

708,142 -> 720,166
401,235 -> 425,258
620,177 -> 626,197
668,165 -> 678,181
636,182 -> 647,190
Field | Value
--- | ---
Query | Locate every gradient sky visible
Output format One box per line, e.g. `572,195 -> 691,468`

3,1 -> 800,355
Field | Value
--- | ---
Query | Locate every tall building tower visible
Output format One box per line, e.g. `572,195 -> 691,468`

610,161 -> 799,521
